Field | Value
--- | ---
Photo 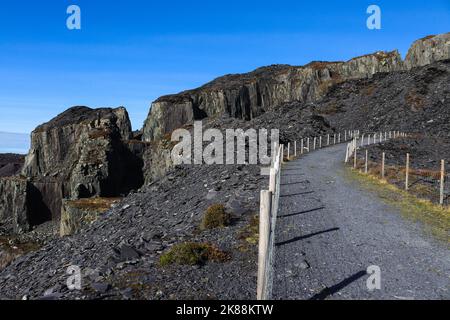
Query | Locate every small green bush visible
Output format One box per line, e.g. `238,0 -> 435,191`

200,204 -> 231,230
159,242 -> 229,266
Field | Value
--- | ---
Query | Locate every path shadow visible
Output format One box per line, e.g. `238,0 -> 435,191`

309,270 -> 367,300
280,191 -> 315,197
276,227 -> 339,246
280,181 -> 309,186
279,206 -> 325,218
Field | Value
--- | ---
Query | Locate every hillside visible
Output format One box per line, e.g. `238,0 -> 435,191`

0,33 -> 449,300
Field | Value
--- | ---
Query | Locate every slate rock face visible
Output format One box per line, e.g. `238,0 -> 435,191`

142,33 -> 450,143
0,177 -> 30,233
142,51 -> 404,142
2,106 -> 145,232
22,106 -> 132,178
405,33 -> 450,70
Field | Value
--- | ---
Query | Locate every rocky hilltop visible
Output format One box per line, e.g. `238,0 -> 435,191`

142,33 -> 449,142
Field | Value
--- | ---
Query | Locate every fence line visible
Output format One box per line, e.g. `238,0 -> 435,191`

257,144 -> 281,300
347,133 -> 448,206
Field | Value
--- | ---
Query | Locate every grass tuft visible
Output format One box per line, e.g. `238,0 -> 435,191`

159,242 -> 230,266
200,204 -> 231,230
237,215 -> 259,252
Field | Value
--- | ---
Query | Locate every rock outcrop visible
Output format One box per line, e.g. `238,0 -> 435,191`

60,198 -> 120,236
405,33 -> 450,69
142,32 -> 450,142
1,106 -> 146,232
142,51 -> 404,141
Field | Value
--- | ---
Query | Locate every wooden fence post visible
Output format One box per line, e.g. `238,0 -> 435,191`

365,149 -> 368,174
319,136 -> 322,149
353,144 -> 357,169
269,168 -> 276,193
307,138 -> 310,152
301,139 -> 304,155
405,153 -> 410,191
338,133 -> 341,143
313,137 -> 316,150
440,160 -> 445,206
257,190 -> 272,300
294,141 -> 297,157
334,134 -> 336,145
345,131 -> 347,141
382,152 -> 385,179
287,143 -> 290,160
327,134 -> 330,146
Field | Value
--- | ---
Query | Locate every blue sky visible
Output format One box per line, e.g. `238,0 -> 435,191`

0,0 -> 449,135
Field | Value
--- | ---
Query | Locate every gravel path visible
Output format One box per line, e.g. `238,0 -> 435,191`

273,144 -> 450,300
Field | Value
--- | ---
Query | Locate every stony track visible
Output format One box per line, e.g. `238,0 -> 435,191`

273,144 -> 450,300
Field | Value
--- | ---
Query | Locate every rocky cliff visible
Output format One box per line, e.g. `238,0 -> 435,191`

405,33 -> 450,69
142,33 -> 450,142
1,106 -> 145,233
142,51 -> 404,141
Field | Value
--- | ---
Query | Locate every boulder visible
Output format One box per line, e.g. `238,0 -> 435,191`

60,198 -> 119,236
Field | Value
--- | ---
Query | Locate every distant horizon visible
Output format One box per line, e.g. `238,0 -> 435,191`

0,131 -> 30,154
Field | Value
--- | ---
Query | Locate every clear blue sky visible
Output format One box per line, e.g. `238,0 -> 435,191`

0,0 -> 449,134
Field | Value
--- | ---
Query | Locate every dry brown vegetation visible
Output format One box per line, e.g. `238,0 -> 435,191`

237,214 -> 259,252
65,197 -> 121,212
200,204 -> 231,230
0,236 -> 41,271
405,90 -> 426,111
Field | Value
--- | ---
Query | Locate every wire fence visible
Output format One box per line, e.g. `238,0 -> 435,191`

346,133 -> 448,206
